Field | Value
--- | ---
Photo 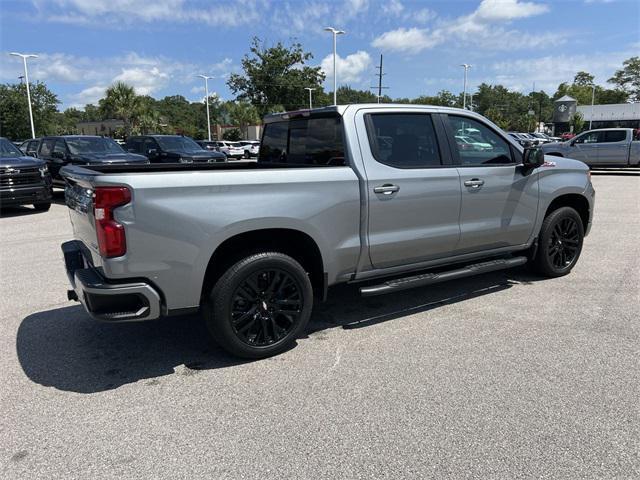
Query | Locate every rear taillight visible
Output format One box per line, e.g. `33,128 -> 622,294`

94,186 -> 131,258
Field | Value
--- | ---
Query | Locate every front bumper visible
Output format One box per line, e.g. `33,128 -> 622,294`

0,184 -> 52,206
62,240 -> 162,322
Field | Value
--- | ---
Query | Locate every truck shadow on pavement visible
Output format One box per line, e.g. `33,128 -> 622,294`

17,267 -> 541,394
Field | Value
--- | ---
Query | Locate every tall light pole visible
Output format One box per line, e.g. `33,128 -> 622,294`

460,63 -> 471,110
304,87 -> 316,109
197,75 -> 213,141
10,52 -> 38,139
589,83 -> 596,130
324,27 -> 345,106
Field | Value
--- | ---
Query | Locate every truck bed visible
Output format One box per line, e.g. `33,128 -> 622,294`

70,161 -> 339,175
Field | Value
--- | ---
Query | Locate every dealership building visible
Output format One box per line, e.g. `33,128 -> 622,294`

552,95 -> 640,134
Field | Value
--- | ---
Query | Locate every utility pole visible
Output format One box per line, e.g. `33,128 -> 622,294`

304,87 -> 316,109
324,27 -> 345,105
370,54 -> 389,103
590,83 -> 596,130
460,64 -> 471,110
197,75 -> 213,141
10,52 -> 38,139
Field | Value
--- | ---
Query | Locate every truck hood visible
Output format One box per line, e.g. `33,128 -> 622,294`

0,155 -> 46,168
78,153 -> 149,163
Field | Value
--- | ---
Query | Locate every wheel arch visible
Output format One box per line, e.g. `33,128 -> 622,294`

201,228 -> 326,303
544,193 -> 590,230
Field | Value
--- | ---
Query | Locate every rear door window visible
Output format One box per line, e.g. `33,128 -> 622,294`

603,130 -> 626,143
259,115 -> 345,166
366,113 -> 442,168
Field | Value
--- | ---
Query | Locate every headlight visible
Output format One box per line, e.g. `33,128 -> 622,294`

39,165 -> 48,177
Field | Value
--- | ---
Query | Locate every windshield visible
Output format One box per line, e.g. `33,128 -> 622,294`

0,138 -> 25,157
156,136 -> 203,152
67,137 -> 125,155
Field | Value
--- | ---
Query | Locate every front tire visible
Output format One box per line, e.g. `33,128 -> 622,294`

204,252 -> 313,358
244,150 -> 250,159
33,202 -> 51,212
531,206 -> 584,277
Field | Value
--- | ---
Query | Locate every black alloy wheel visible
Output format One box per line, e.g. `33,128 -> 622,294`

531,206 -> 584,277
230,268 -> 303,347
204,252 -> 313,358
547,217 -> 580,269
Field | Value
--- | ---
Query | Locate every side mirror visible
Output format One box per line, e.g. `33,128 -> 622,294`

51,151 -> 65,160
147,148 -> 158,157
523,146 -> 545,168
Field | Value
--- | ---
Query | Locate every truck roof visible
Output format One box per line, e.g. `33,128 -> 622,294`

263,103 -> 491,123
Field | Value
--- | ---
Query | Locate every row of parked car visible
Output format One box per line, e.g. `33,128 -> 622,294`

1,134 -> 261,212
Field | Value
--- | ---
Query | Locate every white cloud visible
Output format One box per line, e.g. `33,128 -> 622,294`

32,0 -> 263,27
372,27 -> 442,54
414,8 -> 437,24
321,51 -> 372,84
491,49 -> 633,92
68,85 -> 107,107
382,0 -> 404,16
371,0 -> 555,54
343,0 -> 369,18
113,66 -> 170,95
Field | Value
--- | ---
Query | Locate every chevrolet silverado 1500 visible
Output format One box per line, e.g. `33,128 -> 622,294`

60,105 -> 595,358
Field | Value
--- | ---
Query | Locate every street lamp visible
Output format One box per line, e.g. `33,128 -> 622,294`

324,27 -> 345,106
304,87 -> 316,109
460,64 -> 471,110
197,74 -> 213,141
10,52 -> 38,139
590,83 -> 596,130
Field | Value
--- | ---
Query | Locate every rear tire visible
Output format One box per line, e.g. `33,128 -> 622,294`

244,150 -> 250,159
204,252 -> 313,359
33,202 -> 51,212
531,206 -> 584,277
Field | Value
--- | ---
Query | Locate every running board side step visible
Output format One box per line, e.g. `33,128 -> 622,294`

359,256 -> 528,297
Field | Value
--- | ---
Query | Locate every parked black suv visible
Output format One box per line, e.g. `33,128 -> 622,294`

0,137 -> 52,211
37,136 -> 149,186
19,138 -> 41,157
127,135 -> 226,163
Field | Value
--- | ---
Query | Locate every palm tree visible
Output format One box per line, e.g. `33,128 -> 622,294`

99,82 -> 140,135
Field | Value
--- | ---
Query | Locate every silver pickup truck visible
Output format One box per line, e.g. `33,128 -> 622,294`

541,128 -> 640,167
60,104 -> 595,358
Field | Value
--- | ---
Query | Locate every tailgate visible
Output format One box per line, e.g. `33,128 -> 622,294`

61,167 -> 102,266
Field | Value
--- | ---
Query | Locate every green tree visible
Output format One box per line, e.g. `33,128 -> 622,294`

608,56 -> 640,102
573,71 -> 595,87
228,37 -> 325,115
0,82 -> 59,140
223,128 -> 242,141
570,111 -> 585,133
98,81 -> 141,134
226,101 -> 260,138
53,107 -> 84,134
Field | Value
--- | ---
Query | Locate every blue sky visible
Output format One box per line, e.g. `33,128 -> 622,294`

1,0 -> 638,109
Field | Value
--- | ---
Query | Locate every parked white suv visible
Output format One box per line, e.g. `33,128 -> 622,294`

238,141 -> 260,158
215,141 -> 244,159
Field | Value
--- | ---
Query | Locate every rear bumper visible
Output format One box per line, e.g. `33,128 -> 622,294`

0,184 -> 52,206
62,240 -> 162,322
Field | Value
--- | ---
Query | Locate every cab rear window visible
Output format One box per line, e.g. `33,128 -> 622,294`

259,115 -> 346,166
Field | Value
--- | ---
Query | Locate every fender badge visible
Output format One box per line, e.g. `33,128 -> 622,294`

542,161 -> 556,167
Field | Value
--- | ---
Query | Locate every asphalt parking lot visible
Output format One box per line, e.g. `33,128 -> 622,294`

1,171 -> 639,479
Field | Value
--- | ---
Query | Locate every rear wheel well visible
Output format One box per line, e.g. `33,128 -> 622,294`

545,194 -> 589,230
201,229 -> 325,302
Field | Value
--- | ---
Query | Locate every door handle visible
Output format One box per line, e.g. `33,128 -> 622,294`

373,184 -> 400,195
464,178 -> 485,188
